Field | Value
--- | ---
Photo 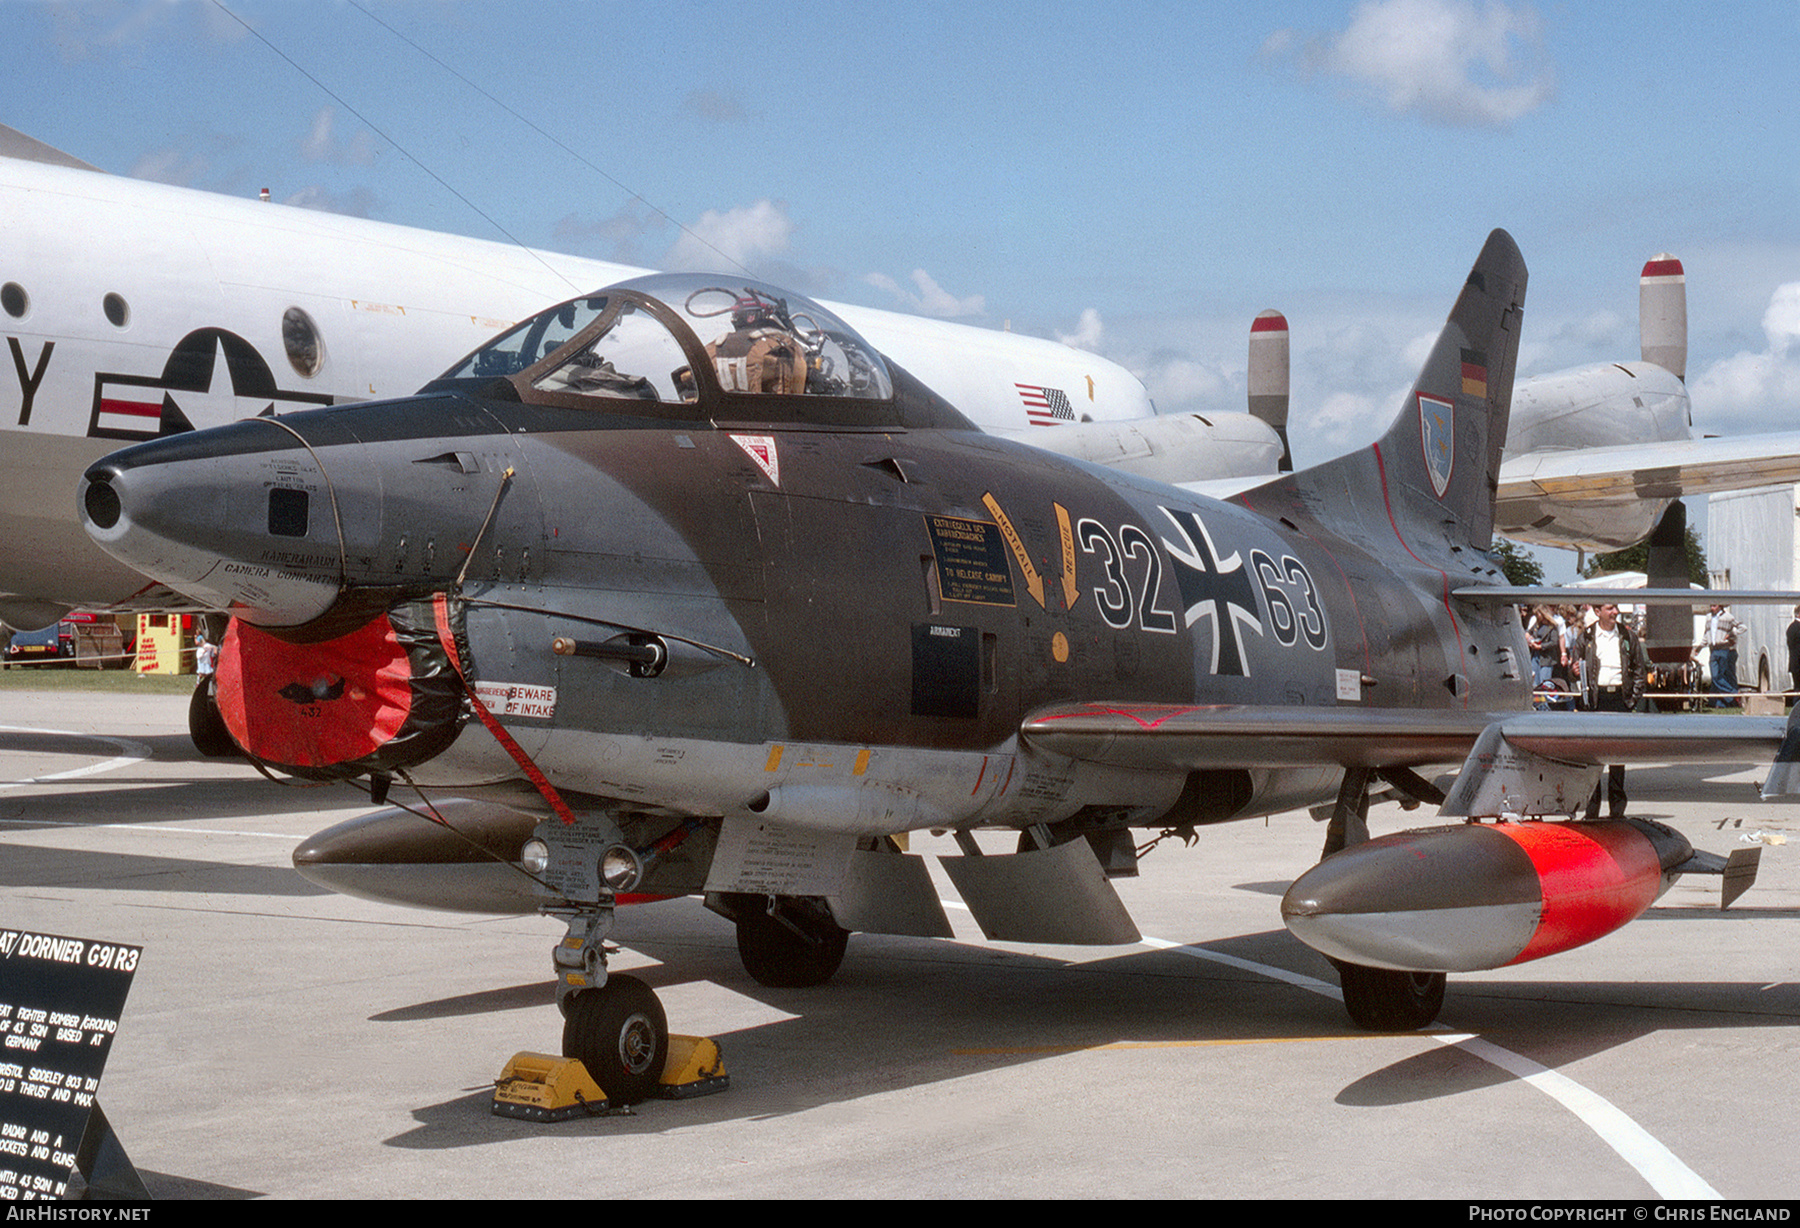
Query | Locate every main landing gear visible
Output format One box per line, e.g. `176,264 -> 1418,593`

1320,766 -> 1447,1032
711,893 -> 849,988
1333,961 -> 1446,1032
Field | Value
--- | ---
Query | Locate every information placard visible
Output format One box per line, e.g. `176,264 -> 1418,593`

0,929 -> 140,1201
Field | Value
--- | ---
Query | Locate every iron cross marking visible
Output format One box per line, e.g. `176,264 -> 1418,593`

1158,507 -> 1264,676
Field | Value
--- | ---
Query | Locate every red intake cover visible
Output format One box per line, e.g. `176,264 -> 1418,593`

216,599 -> 464,779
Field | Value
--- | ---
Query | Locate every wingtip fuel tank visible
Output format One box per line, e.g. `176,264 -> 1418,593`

1281,819 -> 1692,973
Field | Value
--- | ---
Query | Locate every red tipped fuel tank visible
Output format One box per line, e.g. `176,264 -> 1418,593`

1281,819 -> 1693,972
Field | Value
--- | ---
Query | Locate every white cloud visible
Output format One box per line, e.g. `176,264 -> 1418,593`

863,269 -> 985,319
1269,0 -> 1554,129
51,0 -> 245,64
299,108 -> 377,167
1311,389 -> 1389,447
1141,357 -> 1228,407
1549,309 -> 1628,352
553,202 -> 666,264
1764,283 -> 1800,358
125,128 -> 251,190
1282,320 -> 1434,458
129,145 -> 210,187
667,200 -> 794,273
1691,282 -> 1800,431
1056,308 -> 1105,350
1400,328 -> 1438,369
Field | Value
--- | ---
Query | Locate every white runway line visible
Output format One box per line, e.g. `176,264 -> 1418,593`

1141,935 -> 1721,1199
0,724 -> 149,788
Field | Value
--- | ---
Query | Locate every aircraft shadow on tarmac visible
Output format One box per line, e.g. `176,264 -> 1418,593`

375,896 -> 1800,1147
1337,969 -> 1800,1109
0,729 -> 240,767
0,764 -> 372,830
136,1170 -> 261,1201
0,842 -> 328,896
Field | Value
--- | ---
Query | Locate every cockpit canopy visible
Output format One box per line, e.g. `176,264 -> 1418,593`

436,275 -> 900,417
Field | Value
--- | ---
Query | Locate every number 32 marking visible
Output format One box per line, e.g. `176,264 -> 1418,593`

1077,518 -> 1177,634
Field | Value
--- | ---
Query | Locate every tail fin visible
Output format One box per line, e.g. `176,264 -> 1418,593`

1245,229 -> 1528,557
1639,253 -> 1687,381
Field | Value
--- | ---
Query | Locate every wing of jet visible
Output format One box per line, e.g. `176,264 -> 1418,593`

1454,585 -> 1800,605
1019,703 -> 1786,771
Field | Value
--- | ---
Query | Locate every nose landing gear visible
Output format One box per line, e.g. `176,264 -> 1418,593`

561,972 -> 668,1105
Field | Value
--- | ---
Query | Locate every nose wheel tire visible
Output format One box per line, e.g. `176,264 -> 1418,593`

188,676 -> 237,758
561,974 -> 668,1104
1334,961 -> 1446,1031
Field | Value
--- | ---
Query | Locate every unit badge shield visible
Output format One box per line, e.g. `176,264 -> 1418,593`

1418,393 -> 1454,498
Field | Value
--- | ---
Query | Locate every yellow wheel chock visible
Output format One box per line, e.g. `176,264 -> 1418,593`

492,1035 -> 728,1120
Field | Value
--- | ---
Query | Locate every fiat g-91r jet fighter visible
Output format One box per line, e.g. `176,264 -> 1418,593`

78,236 -> 1784,1102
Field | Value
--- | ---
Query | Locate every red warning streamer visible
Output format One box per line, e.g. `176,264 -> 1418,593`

431,592 -> 577,826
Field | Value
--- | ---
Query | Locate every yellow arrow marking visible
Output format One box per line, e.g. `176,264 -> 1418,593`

982,492 -> 1044,609
1053,502 -> 1079,609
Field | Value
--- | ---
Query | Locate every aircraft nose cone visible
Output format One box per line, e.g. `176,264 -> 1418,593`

77,419 -> 363,627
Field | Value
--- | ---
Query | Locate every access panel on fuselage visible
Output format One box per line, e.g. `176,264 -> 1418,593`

526,427 -> 775,741
742,429 -> 1357,747
744,432 -> 1026,750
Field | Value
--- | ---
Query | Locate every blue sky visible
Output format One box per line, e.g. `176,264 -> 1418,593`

6,0 -> 1799,499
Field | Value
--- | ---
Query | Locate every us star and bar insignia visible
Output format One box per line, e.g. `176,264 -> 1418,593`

88,327 -> 331,442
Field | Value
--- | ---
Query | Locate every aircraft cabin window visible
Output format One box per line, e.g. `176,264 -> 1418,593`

283,307 -> 323,378
672,282 -> 892,400
531,302 -> 688,402
1,283 -> 26,319
442,295 -> 610,381
103,293 -> 129,329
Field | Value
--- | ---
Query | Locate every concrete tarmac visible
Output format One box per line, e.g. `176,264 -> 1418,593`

1,688 -> 1797,1200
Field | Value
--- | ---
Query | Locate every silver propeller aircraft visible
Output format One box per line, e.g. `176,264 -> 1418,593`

77,232 -> 1795,1102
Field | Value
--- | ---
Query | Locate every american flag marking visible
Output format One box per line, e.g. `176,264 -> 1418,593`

1017,383 -> 1075,426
